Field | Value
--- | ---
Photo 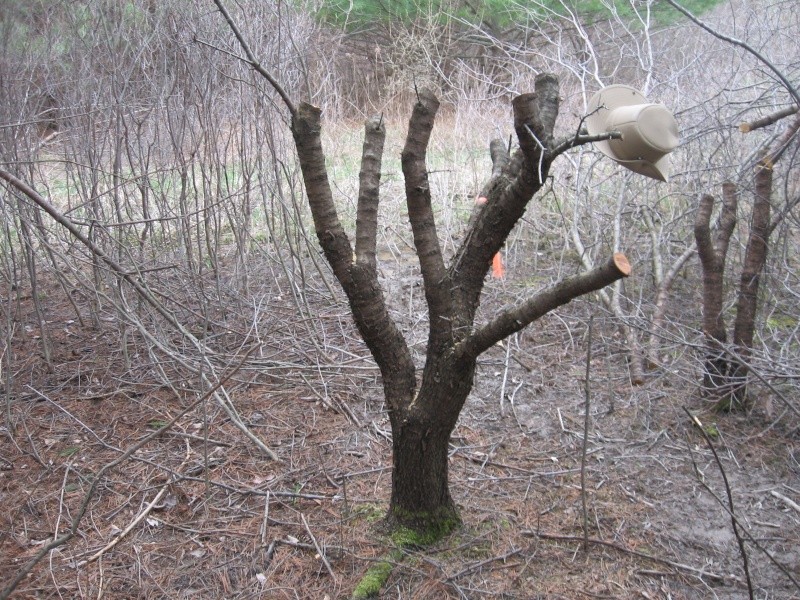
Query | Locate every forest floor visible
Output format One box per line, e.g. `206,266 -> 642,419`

1,260 -> 799,600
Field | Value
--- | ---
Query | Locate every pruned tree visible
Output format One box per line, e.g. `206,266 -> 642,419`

670,0 -> 800,410
696,110 -> 800,410
213,0 -> 630,535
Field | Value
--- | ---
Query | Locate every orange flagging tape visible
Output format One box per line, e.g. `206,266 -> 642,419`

492,252 -> 504,279
476,196 -> 504,278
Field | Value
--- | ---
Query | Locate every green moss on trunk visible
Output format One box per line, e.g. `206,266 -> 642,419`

386,506 -> 460,546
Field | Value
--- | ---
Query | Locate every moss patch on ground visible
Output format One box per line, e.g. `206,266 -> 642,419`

350,507 -> 460,598
351,559 -> 394,600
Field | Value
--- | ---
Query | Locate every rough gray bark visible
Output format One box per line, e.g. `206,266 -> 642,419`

354,116 -> 384,271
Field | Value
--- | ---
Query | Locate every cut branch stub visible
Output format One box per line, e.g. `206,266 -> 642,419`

716,183 -> 738,258
532,73 -> 560,146
695,184 -> 738,344
457,253 -> 631,360
290,103 -> 416,413
451,76 -> 562,319
401,88 -> 450,334
355,116 -> 386,270
733,166 -> 772,352
513,93 -> 542,167
512,74 -> 560,169
612,253 -> 632,276
695,187 -> 737,394
488,138 -> 510,178
739,105 -> 798,133
464,139 -> 511,232
291,103 -> 352,283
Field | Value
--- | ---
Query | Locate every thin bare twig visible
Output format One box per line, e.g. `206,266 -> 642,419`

770,491 -> 800,516
580,316 -> 594,553
209,0 -> 297,116
664,0 -> 800,107
301,513 -> 337,582
80,440 -> 193,566
445,548 -> 523,581
527,531 -> 742,585
684,413 -> 800,592
260,491 -> 271,546
683,407 -> 754,599
550,130 -> 623,159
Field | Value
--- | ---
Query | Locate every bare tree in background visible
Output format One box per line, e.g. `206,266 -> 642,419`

670,0 -> 800,410
696,110 -> 800,409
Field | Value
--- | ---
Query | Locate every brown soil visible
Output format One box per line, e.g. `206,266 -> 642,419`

1,268 -> 798,600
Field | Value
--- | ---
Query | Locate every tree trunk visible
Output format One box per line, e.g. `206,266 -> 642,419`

694,184 -> 737,395
389,416 -> 460,536
714,114 -> 798,410
387,352 -> 476,534
723,165 -> 772,410
696,170 -> 773,411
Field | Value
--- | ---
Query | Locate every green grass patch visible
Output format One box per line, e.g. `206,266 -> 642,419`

354,503 -> 386,523
767,314 -> 798,330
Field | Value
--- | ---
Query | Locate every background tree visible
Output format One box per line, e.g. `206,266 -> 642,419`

672,0 -> 800,410
696,111 -> 800,410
